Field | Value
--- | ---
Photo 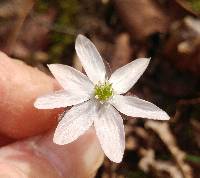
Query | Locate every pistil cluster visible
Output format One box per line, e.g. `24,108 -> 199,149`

94,82 -> 113,102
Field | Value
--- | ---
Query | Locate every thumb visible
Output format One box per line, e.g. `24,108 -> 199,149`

0,128 -> 104,178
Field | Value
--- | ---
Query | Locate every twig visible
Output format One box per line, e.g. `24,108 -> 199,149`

177,97 -> 200,105
145,121 -> 193,178
139,148 -> 183,178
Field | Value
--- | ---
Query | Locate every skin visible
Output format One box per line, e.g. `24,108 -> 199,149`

0,51 -> 104,178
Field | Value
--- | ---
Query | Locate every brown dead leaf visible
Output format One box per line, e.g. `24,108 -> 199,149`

110,33 -> 132,71
165,16 -> 200,75
114,0 -> 169,40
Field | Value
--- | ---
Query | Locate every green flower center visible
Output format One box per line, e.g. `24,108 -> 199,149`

94,81 -> 114,102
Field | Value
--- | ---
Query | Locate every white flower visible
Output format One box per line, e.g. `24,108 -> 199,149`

34,34 -> 170,163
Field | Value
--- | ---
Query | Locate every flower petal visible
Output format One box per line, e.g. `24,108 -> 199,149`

109,58 -> 150,94
34,90 -> 90,109
75,34 -> 106,84
94,104 -> 125,163
111,95 -> 170,120
53,100 -> 98,145
48,64 -> 94,94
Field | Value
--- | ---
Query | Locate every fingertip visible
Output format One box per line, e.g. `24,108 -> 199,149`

0,52 -> 62,138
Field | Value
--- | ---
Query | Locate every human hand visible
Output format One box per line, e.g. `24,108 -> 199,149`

0,52 -> 104,178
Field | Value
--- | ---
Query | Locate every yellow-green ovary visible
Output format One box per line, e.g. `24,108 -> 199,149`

94,82 -> 113,102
